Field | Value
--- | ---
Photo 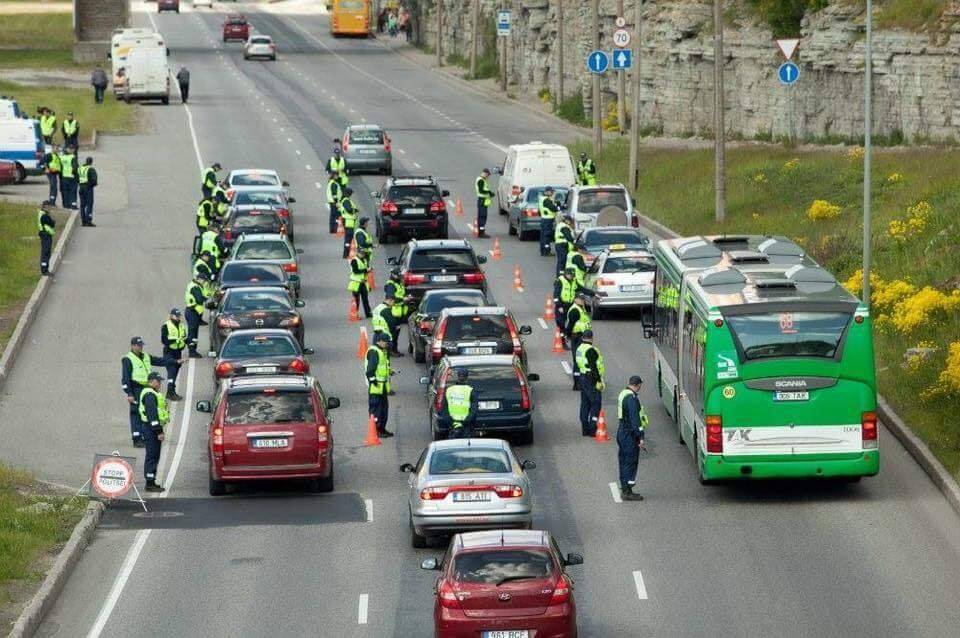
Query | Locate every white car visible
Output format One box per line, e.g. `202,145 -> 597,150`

562,184 -> 638,233
226,168 -> 289,198
493,141 -> 577,215
244,35 -> 277,61
584,249 -> 656,319
193,0 -> 212,8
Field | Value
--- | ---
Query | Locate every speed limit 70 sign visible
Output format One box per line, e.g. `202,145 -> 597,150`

613,28 -> 631,48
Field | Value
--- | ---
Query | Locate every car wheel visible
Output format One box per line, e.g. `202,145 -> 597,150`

161,96 -> 169,105
271,55 -> 277,61
517,427 -> 534,446
508,218 -> 517,236
413,342 -> 425,364
590,301 -> 604,320
208,471 -> 226,496
14,163 -> 26,184
312,461 -> 334,493
410,512 -> 427,549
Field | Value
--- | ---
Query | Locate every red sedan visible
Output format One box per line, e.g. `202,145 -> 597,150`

0,160 -> 18,186
421,530 -> 583,638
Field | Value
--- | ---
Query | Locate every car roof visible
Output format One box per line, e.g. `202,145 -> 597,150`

428,437 -> 510,451
229,168 -> 279,177
222,285 -> 291,296
454,529 -> 552,551
508,141 -> 568,154
570,184 -> 628,192
442,354 -> 517,367
233,233 -> 290,242
225,375 -> 311,390
581,225 -> 642,236
422,288 -> 486,299
598,248 -> 654,259
387,176 -> 437,186
408,239 -> 472,250
440,306 -> 508,318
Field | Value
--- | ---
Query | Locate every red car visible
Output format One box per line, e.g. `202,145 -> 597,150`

196,375 -> 339,495
223,15 -> 250,42
0,160 -> 18,186
421,530 -> 583,638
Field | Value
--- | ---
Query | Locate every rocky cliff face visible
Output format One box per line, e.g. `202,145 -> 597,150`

420,0 -> 960,143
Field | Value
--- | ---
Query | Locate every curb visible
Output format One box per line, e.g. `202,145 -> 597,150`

9,500 -> 105,638
633,209 -> 960,516
0,207 -> 80,392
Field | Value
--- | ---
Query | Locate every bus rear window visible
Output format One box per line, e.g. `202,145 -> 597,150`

725,312 -> 852,360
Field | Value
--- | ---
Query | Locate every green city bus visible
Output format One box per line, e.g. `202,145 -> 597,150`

646,235 -> 879,482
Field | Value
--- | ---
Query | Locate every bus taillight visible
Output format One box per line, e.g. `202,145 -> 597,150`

705,415 -> 723,453
861,411 -> 878,449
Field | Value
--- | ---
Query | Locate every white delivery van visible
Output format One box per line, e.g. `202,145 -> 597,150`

0,118 -> 45,182
110,30 -> 166,97
125,47 -> 170,104
0,97 -> 22,120
494,141 -> 577,215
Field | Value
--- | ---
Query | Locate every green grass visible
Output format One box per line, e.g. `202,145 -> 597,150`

555,92 -> 589,127
0,14 -> 74,70
876,0 -> 949,30
569,137 -> 960,479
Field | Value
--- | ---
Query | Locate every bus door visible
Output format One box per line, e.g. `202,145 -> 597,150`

677,283 -> 697,453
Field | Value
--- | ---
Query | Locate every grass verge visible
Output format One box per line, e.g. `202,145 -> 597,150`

0,13 -> 75,70
568,137 -> 960,479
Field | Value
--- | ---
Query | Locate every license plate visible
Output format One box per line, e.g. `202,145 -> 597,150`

253,438 -> 288,448
246,366 -> 277,374
482,631 -> 529,638
403,207 -> 425,215
774,391 -> 809,401
461,347 -> 494,355
453,491 -> 491,502
619,284 -> 646,293
478,400 -> 500,411
359,148 -> 377,154
432,275 -> 457,283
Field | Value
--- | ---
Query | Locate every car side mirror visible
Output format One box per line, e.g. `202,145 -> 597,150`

631,197 -> 637,206
564,553 -> 584,567
372,192 -> 382,199
386,257 -> 398,265
326,397 -> 340,410
207,350 -> 217,358
196,400 -> 211,413
477,255 -> 487,264
520,459 -> 537,471
282,181 -> 290,187
420,557 -> 440,571
400,462 -> 415,473
441,190 -> 450,197
519,325 -> 532,336
492,166 -> 503,175
295,300 -> 305,308
287,196 -> 296,203
419,376 -> 430,385
302,347 -> 315,355
526,373 -> 540,382
296,248 -> 304,254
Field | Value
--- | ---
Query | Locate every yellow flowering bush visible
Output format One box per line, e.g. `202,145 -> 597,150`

781,158 -> 800,172
752,212 -> 761,220
935,342 -> 960,394
751,172 -> 768,184
890,287 -> 960,333
806,199 -> 842,220
846,146 -> 865,161
886,172 -> 904,184
887,201 -> 932,242
843,269 -> 879,296
873,279 -> 917,310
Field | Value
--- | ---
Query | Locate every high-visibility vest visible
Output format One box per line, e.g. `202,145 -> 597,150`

557,276 -> 576,304
538,195 -> 556,220
326,179 -> 342,205
340,198 -> 358,229
59,153 -> 75,179
328,156 -> 345,175
185,281 -> 206,314
78,164 -> 91,185
196,200 -> 213,229
475,176 -> 491,206
371,302 -> 391,335
36,210 -> 54,236
576,343 -> 605,379
164,320 -> 187,351
554,222 -> 573,249
390,280 -> 407,318
193,258 -> 212,279
617,388 -> 648,428
125,352 -> 150,385
202,167 -> 217,189
40,114 -> 56,137
368,345 -> 391,395
577,159 -> 597,185
569,304 -> 592,336
445,385 -> 472,423
566,252 -> 585,287
63,119 -> 78,136
347,255 -> 368,292
354,228 -> 371,250
138,387 -> 169,426
47,153 -> 60,174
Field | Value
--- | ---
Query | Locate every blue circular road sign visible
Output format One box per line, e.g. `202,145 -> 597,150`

778,61 -> 800,85
587,50 -> 609,74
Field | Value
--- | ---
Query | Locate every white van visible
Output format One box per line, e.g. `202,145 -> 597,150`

110,30 -> 166,97
0,97 -> 22,120
494,141 -> 577,215
0,118 -> 45,182
125,47 -> 170,104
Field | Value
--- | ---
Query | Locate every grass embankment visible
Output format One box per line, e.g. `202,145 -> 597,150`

569,138 -> 960,479
0,464 -> 84,617
0,13 -> 74,69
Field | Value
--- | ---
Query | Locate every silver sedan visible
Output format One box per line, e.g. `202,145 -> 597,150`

400,439 -> 536,548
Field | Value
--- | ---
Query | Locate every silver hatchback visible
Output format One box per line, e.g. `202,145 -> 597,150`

342,124 -> 392,174
400,439 -> 535,548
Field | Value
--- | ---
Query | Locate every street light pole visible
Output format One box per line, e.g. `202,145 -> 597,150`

591,0 -> 601,156
616,0 -> 626,134
628,0 -> 642,190
436,0 -> 442,67
557,0 -> 564,104
713,0 -> 726,223
862,0 -> 873,305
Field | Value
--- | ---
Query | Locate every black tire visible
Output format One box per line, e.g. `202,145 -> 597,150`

209,471 -> 226,496
161,96 -> 169,105
410,513 -> 427,548
508,219 -> 517,236
413,342 -> 426,364
376,220 -> 386,243
312,462 -> 334,493
14,163 -> 26,184
590,302 -> 604,321
516,427 -> 534,446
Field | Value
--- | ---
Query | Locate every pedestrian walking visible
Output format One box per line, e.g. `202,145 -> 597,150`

475,168 -> 493,238
538,186 -> 559,256
38,108 -> 56,145
348,247 -> 372,318
383,269 -> 411,350
366,332 -> 395,437
575,330 -> 605,436
184,273 -> 210,358
201,162 -> 221,198
339,187 -> 359,258
565,294 -> 592,389
553,267 -> 578,334
554,215 -> 575,275
399,7 -> 411,41
616,376 -> 648,501
121,337 -> 170,447
326,169 -> 343,234
78,157 -> 98,226
36,201 -> 55,276
138,372 -> 169,492
442,369 -> 477,439
577,152 -> 598,186
160,308 -> 188,400
176,66 -> 190,103
388,10 -> 399,37
58,145 -> 78,210
61,112 -> 79,149
42,145 -> 60,206
91,66 -> 108,103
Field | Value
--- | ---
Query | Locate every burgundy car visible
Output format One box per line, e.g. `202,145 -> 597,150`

223,15 -> 250,42
0,160 -> 18,186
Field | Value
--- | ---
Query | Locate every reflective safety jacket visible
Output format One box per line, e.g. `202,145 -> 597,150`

567,304 -> 592,336
366,345 -> 391,395
138,387 -> 169,429
347,254 -> 369,292
162,320 -> 187,351
475,175 -> 492,206
185,280 -> 207,314
340,198 -> 359,229
538,195 -> 558,220
445,384 -> 473,424
575,342 -> 605,381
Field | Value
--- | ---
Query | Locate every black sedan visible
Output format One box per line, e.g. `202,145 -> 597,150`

207,286 -> 306,354
407,288 -> 493,364
213,329 -> 314,383
214,260 -> 299,303
221,208 -> 287,249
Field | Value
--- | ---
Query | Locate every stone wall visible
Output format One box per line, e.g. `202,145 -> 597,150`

73,0 -> 130,63
418,0 -> 960,143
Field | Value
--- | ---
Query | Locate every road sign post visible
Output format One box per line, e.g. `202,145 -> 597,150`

498,8 -> 510,91
776,40 -> 800,143
591,0 -> 601,155
628,0 -> 643,191
496,9 -> 511,36
615,3 -> 626,134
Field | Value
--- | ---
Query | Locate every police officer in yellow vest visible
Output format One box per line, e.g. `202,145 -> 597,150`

196,196 -> 215,233
577,152 -> 597,186
193,250 -> 215,281
326,169 -> 343,234
42,145 -> 60,205
554,215 -> 575,275
565,293 -> 592,388
371,296 -> 402,356
78,157 -> 98,226
121,337 -> 170,447
58,145 -> 79,210
383,269 -> 411,351
327,146 -> 347,186
339,187 -> 359,258
36,201 -> 56,276
616,376 -> 648,501
442,369 -> 478,439
211,183 -> 230,222
139,372 -> 169,492
184,273 -> 210,358
538,186 -> 560,256
576,330 -> 605,436
475,168 -> 493,238
565,250 -> 587,289
160,308 -> 188,400
39,108 -> 56,144
62,112 -> 79,148
201,162 -> 221,198
365,332 -> 395,438
354,217 -> 374,258
200,223 -> 223,275
348,247 -> 373,318
553,267 -> 578,334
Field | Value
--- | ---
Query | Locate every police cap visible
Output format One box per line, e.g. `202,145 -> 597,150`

130,336 -> 144,346
581,329 -> 594,339
373,332 -> 391,344
169,308 -> 181,317
564,267 -> 575,275
343,187 -> 354,196
629,375 -> 643,386
544,185 -> 555,193
359,216 -> 369,225
194,272 -> 209,281
147,372 -> 164,382
480,167 -> 491,175
212,162 -> 222,170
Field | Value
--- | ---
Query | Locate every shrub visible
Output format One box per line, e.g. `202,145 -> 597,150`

806,199 -> 841,220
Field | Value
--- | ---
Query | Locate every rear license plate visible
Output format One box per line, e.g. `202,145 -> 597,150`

432,275 -> 457,283
403,207 -> 425,216
482,631 -> 529,638
619,284 -> 647,293
358,148 -> 377,154
246,366 -> 277,374
253,438 -> 288,448
478,400 -> 500,411
461,347 -> 494,355
453,491 -> 491,502
774,391 -> 809,401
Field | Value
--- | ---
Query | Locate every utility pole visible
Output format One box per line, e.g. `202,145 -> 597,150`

616,0 -> 626,134
628,1 -> 642,191
470,0 -> 479,78
557,0 -> 564,103
499,3 -> 507,91
862,0 -> 873,305
591,0 -> 601,156
436,0 -> 442,67
713,0 -> 726,223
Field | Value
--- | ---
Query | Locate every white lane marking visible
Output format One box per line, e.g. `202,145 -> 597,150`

360,117 -> 367,123
287,137 -> 293,142
349,108 -> 356,114
295,149 -> 302,155
315,181 -> 323,189
162,361 -> 196,492
398,148 -> 406,155
280,127 -> 285,132
87,531 -> 150,637
537,317 -> 549,330
364,498 -> 373,522
413,162 -> 421,169
305,164 -> 312,170
273,117 -> 277,122
560,361 -> 572,375
633,570 -> 649,600
609,482 -> 623,503
357,594 -> 369,624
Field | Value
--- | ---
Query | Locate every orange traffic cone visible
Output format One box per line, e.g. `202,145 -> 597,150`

543,295 -> 555,321
513,264 -> 523,291
348,297 -> 360,322
594,410 -> 611,442
552,328 -> 564,353
348,239 -> 357,260
336,216 -> 344,237
356,327 -> 369,359
491,238 -> 502,260
367,268 -> 376,290
363,414 -> 382,446
455,197 -> 464,217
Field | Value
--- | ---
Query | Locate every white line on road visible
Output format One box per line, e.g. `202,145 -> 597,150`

88,531 -> 150,637
609,482 -> 623,503
537,317 -> 549,330
305,164 -> 312,170
280,127 -> 285,132
358,594 -> 369,624
633,570 -> 649,600
365,498 -> 373,522
287,137 -> 293,143
413,162 -> 421,168
398,148 -> 406,154
295,149 -> 302,155
561,361 -> 572,375
315,181 -> 323,189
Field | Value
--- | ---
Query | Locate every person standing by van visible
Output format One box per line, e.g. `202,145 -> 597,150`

42,145 -> 60,206
475,168 -> 493,238
78,157 -> 98,226
38,108 -> 56,145
176,67 -> 190,103
62,112 -> 79,149
37,201 -> 56,276
91,66 -> 108,103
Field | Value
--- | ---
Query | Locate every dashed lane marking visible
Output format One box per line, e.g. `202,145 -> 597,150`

365,498 -> 373,522
305,164 -> 312,170
609,482 -> 623,503
561,361 -> 572,375
413,162 -> 421,168
633,571 -> 649,600
358,594 -> 369,624
537,317 -> 549,330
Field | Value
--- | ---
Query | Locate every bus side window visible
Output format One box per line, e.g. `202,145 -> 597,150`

654,269 -> 679,373
683,308 -> 706,415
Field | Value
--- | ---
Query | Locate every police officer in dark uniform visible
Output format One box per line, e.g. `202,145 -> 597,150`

365,332 -> 395,437
616,375 -> 647,501
441,369 -> 477,439
36,201 -> 56,276
326,146 -> 347,185
139,372 -> 169,492
201,162 -> 221,198
577,152 -> 598,186
42,145 -> 60,205
347,245 -> 373,318
538,186 -> 560,256
565,293 -> 592,387
554,215 -> 575,276
160,308 -> 187,400
121,337 -> 169,447
193,250 -> 215,280
371,296 -> 402,356
326,168 -> 343,233
553,267 -> 578,335
184,273 -> 210,358
383,269 -> 411,352
339,187 -> 359,258
354,217 -> 374,257
575,330 -> 604,437
475,168 -> 493,238
196,196 -> 215,233
78,157 -> 98,226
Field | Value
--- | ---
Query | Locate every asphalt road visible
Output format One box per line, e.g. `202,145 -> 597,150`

12,4 -> 960,637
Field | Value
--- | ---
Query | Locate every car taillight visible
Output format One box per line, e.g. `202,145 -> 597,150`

549,575 -> 571,605
505,316 -> 522,354
597,278 -> 617,287
437,579 -> 461,609
429,200 -> 445,213
631,214 -> 639,228
420,486 -> 450,501
279,316 -> 301,327
511,185 -> 521,197
226,188 -> 235,200
217,317 -> 240,328
861,411 -> 878,449
419,320 -> 434,332
517,369 -> 531,410
404,272 -> 427,285
212,426 -> 224,454
342,137 -> 348,152
381,200 -> 398,214
432,319 -> 447,360
523,207 -> 539,217
288,357 -> 309,374
277,208 -> 290,219
215,361 -> 233,378
706,415 -> 723,453
317,424 -> 328,443
493,484 -> 523,498
282,262 -> 298,273
462,272 -> 485,284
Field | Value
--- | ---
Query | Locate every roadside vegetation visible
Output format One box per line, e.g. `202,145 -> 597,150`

0,13 -> 74,70
568,138 -> 960,479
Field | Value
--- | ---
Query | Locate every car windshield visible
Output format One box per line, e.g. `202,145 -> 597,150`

223,290 -> 292,312
222,335 -> 297,358
422,291 -> 486,313
454,366 -> 520,395
250,37 -> 272,44
232,212 -> 282,230
233,173 -> 279,187
387,186 -> 440,206
429,448 -> 511,475
445,315 -> 509,341
409,249 -> 476,271
234,240 -> 292,260
602,256 -> 656,274
228,18 -> 246,25
452,550 -> 554,584
525,187 -> 569,203
725,311 -> 852,361
221,263 -> 283,284
224,391 -> 314,424
577,189 -> 628,214
582,230 -> 646,249
350,129 -> 385,144
234,192 -> 284,206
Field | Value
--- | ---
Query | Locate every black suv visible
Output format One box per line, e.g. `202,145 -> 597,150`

387,239 -> 487,303
373,176 -> 450,243
407,288 -> 493,364
427,306 -> 532,372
